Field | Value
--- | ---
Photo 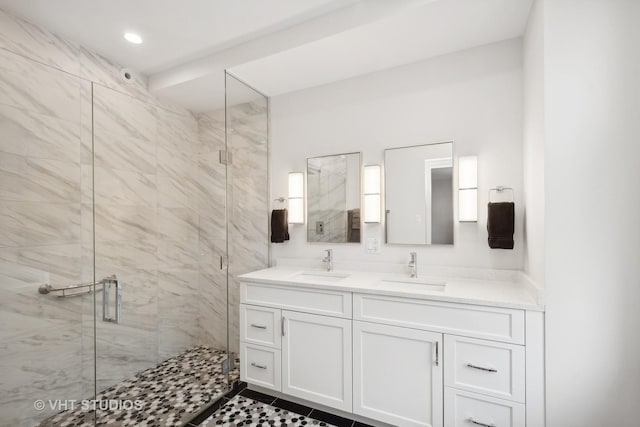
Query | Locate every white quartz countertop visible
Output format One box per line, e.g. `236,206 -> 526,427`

238,266 -> 544,311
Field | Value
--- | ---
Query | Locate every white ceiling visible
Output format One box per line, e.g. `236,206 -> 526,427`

0,0 -> 357,74
0,0 -> 533,112
230,0 -> 533,96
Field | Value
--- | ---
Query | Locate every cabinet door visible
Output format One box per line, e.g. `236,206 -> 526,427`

353,321 -> 443,427
282,310 -> 352,412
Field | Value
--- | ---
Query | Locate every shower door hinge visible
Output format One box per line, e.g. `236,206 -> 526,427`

221,355 -> 235,375
220,255 -> 229,270
219,150 -> 233,165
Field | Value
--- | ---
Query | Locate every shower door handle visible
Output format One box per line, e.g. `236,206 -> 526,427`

102,275 -> 122,324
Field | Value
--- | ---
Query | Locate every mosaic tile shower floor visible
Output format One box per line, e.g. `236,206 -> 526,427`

38,346 -> 239,427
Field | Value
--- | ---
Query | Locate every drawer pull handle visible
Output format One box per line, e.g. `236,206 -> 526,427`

250,362 -> 267,370
468,417 -> 495,427
250,324 -> 267,329
467,363 -> 498,373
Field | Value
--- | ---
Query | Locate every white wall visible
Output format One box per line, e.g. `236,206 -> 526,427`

544,1 -> 640,426
523,0 -> 545,287
271,38 -> 525,270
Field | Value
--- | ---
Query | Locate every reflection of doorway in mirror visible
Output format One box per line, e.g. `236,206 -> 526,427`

424,158 -> 453,244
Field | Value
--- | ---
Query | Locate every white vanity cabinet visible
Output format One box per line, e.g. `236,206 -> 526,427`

239,282 -> 353,412
353,293 -> 527,427
353,321 -> 443,427
282,311 -> 352,411
239,279 -> 543,427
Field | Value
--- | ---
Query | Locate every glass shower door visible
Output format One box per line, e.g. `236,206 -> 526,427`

91,80 -> 234,424
0,49 -> 270,427
224,72 -> 270,368
0,49 -> 96,426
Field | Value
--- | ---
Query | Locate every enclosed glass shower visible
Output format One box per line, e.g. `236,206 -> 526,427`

0,42 -> 268,427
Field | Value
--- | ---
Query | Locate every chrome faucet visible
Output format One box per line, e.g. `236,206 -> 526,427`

408,252 -> 417,278
323,249 -> 333,272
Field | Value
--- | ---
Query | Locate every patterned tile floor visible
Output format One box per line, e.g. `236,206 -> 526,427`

194,388 -> 372,427
39,346 -> 239,427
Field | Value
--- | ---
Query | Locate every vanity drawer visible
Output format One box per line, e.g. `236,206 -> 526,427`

353,294 -> 525,344
444,335 -> 525,403
444,387 -> 525,427
240,304 -> 281,349
240,343 -> 282,392
241,282 -> 352,318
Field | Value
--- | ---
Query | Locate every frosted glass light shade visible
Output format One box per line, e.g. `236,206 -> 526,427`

364,194 -> 381,223
458,156 -> 478,222
459,189 -> 478,222
288,172 -> 304,198
288,172 -> 304,224
364,165 -> 381,194
363,165 -> 381,223
458,156 -> 478,189
288,198 -> 304,224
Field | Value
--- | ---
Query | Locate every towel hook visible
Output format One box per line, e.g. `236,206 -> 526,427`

489,186 -> 514,203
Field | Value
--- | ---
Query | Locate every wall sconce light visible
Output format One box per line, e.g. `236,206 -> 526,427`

288,172 -> 304,224
363,165 -> 381,223
458,156 -> 478,222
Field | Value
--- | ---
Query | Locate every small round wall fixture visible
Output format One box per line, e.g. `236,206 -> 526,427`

120,68 -> 135,83
123,32 -> 142,44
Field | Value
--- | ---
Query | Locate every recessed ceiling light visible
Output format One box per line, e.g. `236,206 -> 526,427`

124,32 -> 143,44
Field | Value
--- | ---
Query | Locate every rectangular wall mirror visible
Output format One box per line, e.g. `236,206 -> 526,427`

307,152 -> 362,243
385,142 -> 454,245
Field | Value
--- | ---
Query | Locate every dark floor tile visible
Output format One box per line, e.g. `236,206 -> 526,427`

238,388 -> 277,405
353,422 -> 375,427
272,398 -> 313,416
309,409 -> 355,427
187,397 -> 226,426
223,381 -> 247,400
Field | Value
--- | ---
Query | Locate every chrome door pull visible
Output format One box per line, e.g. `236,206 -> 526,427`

467,363 -> 498,373
250,324 -> 267,329
102,275 -> 122,324
281,317 -> 285,336
468,417 -> 495,427
251,362 -> 267,370
435,341 -> 439,366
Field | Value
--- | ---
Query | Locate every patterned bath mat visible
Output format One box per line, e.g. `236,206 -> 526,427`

200,395 -> 337,426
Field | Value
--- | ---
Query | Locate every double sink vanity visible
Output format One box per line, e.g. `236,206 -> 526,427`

242,140 -> 544,426
238,260 -> 544,427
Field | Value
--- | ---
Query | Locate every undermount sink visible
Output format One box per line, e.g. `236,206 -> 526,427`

293,272 -> 350,282
378,277 -> 446,292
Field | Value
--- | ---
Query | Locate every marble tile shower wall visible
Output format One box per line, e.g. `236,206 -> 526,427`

227,99 -> 269,355
197,101 -> 269,355
0,8 -> 243,427
195,110 -> 228,352
0,46 -> 91,426
86,85 -> 206,393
